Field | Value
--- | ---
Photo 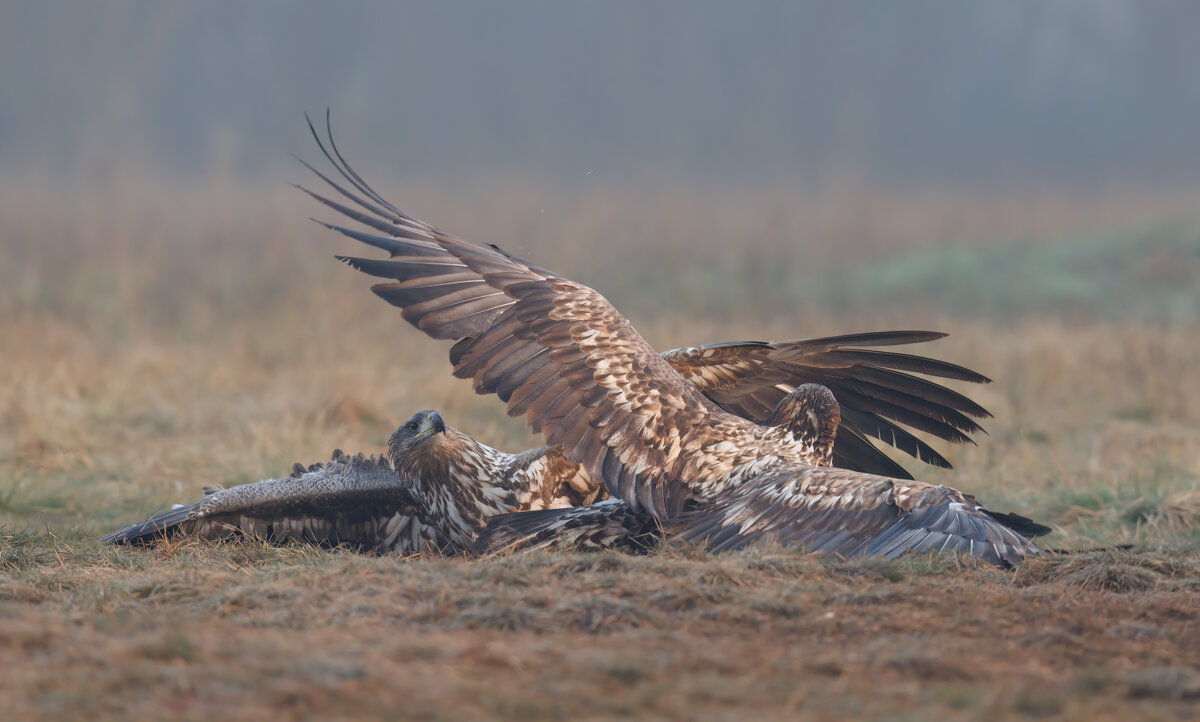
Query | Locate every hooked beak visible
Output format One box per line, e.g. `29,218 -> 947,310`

413,411 -> 446,441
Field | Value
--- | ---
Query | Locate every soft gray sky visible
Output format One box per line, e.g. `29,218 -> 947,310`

2,1 -> 1198,187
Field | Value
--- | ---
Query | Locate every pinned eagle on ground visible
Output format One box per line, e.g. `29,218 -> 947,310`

102,410 -> 604,555
296,115 -> 1049,566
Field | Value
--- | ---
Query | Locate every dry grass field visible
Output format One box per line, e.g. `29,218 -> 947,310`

2,174 -> 1199,720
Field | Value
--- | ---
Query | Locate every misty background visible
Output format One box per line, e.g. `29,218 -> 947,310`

1,2 -> 1197,331
3,1 -> 1199,188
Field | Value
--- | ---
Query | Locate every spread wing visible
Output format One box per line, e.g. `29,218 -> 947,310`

101,452 -> 442,554
668,467 -> 1044,567
299,115 -> 739,520
662,335 -> 991,479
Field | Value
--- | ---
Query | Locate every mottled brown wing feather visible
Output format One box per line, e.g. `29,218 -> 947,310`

662,337 -> 993,478
669,467 -> 1040,567
301,122 -> 728,519
450,272 -> 723,519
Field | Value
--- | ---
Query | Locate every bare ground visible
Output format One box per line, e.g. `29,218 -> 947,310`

3,539 -> 1200,721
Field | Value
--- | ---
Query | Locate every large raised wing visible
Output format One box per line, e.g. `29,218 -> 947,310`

300,115 -> 763,520
299,115 -> 993,486
663,333 -> 992,478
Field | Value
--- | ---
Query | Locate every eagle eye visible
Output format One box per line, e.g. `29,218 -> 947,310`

407,421 -> 419,432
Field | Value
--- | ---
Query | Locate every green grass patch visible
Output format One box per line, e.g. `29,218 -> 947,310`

818,222 -> 1200,321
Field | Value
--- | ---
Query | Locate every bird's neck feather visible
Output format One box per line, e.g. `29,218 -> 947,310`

395,431 -> 521,544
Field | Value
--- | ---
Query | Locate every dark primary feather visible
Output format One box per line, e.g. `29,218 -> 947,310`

981,510 -> 1052,539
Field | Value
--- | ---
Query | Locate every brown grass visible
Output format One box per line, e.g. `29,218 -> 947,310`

2,176 -> 1199,720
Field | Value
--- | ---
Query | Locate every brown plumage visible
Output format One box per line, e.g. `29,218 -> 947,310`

299,116 -> 1047,565
101,410 -> 602,554
475,384 -> 844,556
475,385 -> 1049,565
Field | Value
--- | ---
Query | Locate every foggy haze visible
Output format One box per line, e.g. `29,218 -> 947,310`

2,1 -> 1198,188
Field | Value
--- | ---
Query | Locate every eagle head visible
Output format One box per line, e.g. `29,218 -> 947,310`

766,384 -> 840,465
387,409 -> 448,464
385,408 -> 519,545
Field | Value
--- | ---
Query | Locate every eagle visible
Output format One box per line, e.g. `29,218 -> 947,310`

296,117 -> 1050,566
296,117 -> 992,482
101,409 -> 603,555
